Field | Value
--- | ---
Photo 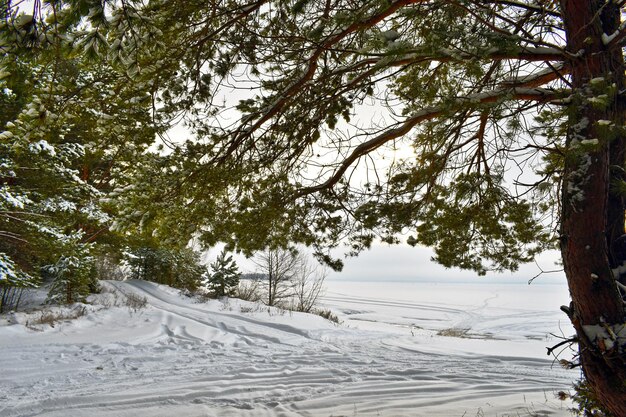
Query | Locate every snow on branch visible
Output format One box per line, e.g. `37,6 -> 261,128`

582,323 -> 626,353
332,46 -> 565,78
602,21 -> 626,49
500,62 -> 569,88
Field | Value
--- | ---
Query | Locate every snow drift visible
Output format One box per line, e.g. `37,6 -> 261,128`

0,280 -> 575,416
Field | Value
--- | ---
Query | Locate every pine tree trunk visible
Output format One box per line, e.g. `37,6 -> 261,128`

560,1 -> 626,414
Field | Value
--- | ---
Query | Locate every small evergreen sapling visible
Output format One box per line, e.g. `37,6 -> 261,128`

206,250 -> 240,297
44,247 -> 97,305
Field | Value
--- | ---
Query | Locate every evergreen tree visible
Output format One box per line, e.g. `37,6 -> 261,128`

126,245 -> 205,292
0,2 -> 163,303
44,243 -> 96,305
206,249 -> 240,297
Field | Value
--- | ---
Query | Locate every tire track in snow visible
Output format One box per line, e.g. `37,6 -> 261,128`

323,289 -> 561,342
114,280 -> 315,346
322,292 -> 468,315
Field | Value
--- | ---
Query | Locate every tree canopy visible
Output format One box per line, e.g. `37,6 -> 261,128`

105,0 -> 568,273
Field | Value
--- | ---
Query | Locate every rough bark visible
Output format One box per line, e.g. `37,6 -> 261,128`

559,1 -> 626,415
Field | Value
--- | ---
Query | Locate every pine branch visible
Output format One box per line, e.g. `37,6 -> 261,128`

297,87 -> 563,197
218,0 -> 427,161
482,0 -> 561,18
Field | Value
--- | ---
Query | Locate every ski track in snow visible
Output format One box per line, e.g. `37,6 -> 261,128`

0,280 -> 576,417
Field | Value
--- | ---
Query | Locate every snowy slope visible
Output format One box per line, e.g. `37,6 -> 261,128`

0,280 -> 576,417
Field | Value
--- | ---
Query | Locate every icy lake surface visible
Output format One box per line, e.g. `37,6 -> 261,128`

0,279 -> 577,416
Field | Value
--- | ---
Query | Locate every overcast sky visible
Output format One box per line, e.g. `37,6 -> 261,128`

324,243 -> 564,284
209,242 -> 565,285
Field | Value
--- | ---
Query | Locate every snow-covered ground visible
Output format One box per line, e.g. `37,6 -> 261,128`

1,279 -> 577,417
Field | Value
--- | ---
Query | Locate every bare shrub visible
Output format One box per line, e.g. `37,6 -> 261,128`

239,302 -> 265,314
96,295 -> 115,309
33,311 -> 59,327
219,298 -> 232,311
236,279 -> 262,302
437,327 -> 470,338
239,305 -> 255,313
124,292 -> 147,312
291,258 -> 327,313
315,308 -> 339,324
253,248 -> 299,306
94,253 -> 126,281
90,284 -> 147,312
27,305 -> 88,329
190,289 -> 212,303
98,284 -> 114,294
